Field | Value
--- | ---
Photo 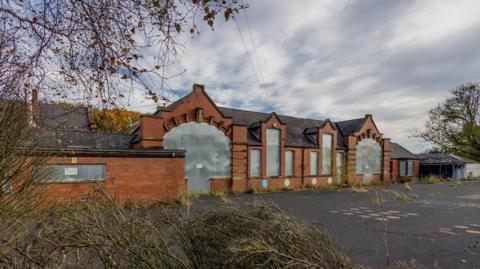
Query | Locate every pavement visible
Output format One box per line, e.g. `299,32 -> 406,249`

193,181 -> 480,269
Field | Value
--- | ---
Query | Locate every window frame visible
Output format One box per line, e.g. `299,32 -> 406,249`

266,128 -> 281,177
399,160 -> 414,177
47,164 -> 107,182
310,151 -> 319,176
249,149 -> 262,178
285,150 -> 295,177
407,160 -> 414,176
322,133 -> 333,175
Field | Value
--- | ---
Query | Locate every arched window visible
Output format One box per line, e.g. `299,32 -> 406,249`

356,139 -> 382,174
164,122 -> 231,192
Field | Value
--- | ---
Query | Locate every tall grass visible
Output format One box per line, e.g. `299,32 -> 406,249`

0,195 -> 354,268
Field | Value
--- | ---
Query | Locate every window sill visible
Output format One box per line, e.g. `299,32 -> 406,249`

41,179 -> 105,184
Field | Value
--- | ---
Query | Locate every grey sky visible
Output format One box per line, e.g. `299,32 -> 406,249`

128,0 -> 480,153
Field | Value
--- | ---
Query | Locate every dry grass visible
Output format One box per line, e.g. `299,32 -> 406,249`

0,196 -> 354,269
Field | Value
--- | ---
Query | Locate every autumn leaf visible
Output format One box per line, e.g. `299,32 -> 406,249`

175,23 -> 181,33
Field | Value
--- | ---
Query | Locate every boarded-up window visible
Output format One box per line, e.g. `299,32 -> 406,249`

310,151 -> 318,176
48,164 -> 106,182
266,129 -> 280,176
322,134 -> 333,175
285,150 -> 294,176
399,161 -> 407,177
356,139 -> 382,174
407,160 -> 414,176
250,149 -> 261,177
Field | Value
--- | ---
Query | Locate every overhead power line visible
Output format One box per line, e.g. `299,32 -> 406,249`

243,9 -> 264,84
233,16 -> 261,84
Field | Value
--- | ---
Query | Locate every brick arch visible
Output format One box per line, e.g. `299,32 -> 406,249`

161,109 -> 233,138
356,128 -> 384,146
163,121 -> 231,142
163,121 -> 232,193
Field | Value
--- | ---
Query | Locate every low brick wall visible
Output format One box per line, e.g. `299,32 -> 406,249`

40,154 -> 185,204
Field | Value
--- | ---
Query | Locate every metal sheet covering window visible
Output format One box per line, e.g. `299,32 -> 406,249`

48,164 -> 106,182
310,151 -> 318,176
322,134 -> 333,175
336,152 -> 344,183
407,160 -> 414,176
250,149 -> 261,177
285,150 -> 294,176
399,161 -> 407,176
355,139 -> 382,174
266,129 -> 280,176
164,122 -> 231,193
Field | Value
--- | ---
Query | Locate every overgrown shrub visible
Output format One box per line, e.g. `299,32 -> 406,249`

0,198 -> 354,269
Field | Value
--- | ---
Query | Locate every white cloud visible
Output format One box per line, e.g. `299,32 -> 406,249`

125,0 -> 480,154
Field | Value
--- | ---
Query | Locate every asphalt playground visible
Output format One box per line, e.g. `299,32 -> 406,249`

193,181 -> 480,269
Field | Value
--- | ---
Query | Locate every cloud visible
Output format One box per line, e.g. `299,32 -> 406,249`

127,0 -> 480,154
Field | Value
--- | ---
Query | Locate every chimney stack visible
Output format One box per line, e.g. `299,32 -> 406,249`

87,105 -> 97,131
31,89 -> 40,126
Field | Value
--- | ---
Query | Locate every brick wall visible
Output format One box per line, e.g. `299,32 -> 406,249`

40,155 -> 185,203
390,159 -> 420,180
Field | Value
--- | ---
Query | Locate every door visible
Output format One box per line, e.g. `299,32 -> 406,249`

164,122 -> 231,193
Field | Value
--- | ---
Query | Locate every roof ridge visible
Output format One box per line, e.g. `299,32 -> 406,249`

335,117 -> 366,124
51,129 -> 132,136
218,106 -> 325,123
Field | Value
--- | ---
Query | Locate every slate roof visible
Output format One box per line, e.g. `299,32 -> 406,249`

417,153 -> 475,165
38,103 -> 134,150
218,107 -> 353,149
40,97 -> 366,150
390,143 -> 418,159
335,118 -> 367,136
40,129 -> 133,150
39,103 -> 90,130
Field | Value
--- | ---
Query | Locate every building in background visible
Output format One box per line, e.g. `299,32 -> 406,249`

390,143 -> 419,180
417,153 -> 480,180
36,84 -> 394,202
130,84 -> 392,193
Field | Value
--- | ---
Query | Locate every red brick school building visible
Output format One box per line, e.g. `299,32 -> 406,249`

37,84 -> 419,203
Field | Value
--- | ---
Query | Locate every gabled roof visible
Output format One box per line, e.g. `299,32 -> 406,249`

417,153 -> 476,165
335,117 -> 366,136
390,143 -> 418,159
219,107 -> 349,149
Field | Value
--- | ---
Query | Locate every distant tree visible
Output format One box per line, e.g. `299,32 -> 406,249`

0,0 -> 246,104
420,83 -> 480,161
92,108 -> 140,133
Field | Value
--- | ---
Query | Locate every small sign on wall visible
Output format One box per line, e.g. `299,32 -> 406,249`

64,167 -> 78,176
196,163 -> 203,169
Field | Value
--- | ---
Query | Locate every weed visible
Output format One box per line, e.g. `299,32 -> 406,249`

0,200 -> 355,268
404,182 -> 412,191
219,195 -> 231,204
247,188 -> 259,194
351,185 -> 368,193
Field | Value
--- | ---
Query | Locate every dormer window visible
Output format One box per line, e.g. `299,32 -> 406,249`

249,127 -> 260,141
304,128 -> 318,145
